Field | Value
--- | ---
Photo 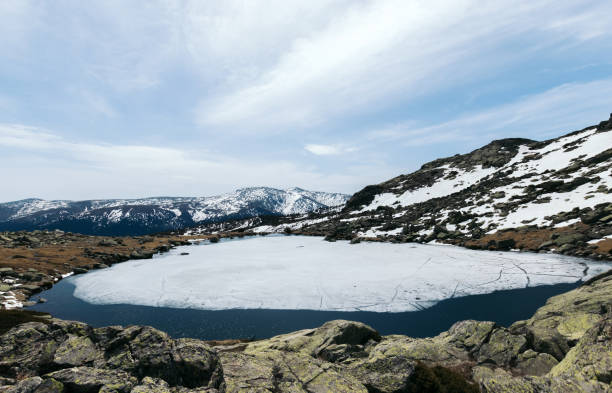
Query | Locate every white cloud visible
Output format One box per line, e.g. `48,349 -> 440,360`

366,78 -> 612,146
304,144 -> 356,156
0,124 -> 371,201
5,1 -> 612,128
194,0 -> 612,131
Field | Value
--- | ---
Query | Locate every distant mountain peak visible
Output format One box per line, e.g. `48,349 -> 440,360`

0,187 -> 350,236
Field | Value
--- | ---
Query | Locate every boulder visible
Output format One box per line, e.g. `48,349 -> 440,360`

553,233 -> 588,247
0,322 -> 68,377
129,250 -> 154,260
45,367 -> 136,393
171,338 -> 224,389
53,336 -> 101,368
245,320 -> 381,362
477,329 -> 527,367
31,379 -> 64,393
96,326 -> 223,389
514,349 -> 558,376
446,320 -> 497,355
0,378 -> 63,393
0,377 -> 43,393
130,377 -> 171,393
97,239 -> 118,247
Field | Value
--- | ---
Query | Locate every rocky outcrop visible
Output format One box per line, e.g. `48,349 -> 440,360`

1,270 -> 611,392
0,321 -> 223,393
509,270 -> 612,360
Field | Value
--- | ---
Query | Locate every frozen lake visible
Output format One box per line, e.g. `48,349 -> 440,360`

68,235 -> 609,312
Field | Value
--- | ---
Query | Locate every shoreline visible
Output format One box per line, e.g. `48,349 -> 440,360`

2,229 -> 610,312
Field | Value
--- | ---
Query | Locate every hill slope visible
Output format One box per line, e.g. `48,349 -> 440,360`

233,114 -> 612,259
0,187 -> 349,236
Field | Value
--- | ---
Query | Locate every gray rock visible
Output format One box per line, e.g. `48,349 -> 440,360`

1,378 -> 63,393
130,377 -> 171,393
0,377 -> 42,393
515,349 -> 558,376
0,268 -> 14,276
171,339 -> 224,389
45,367 -> 136,393
32,379 -> 64,393
129,250 -> 154,260
477,328 -> 527,367
97,239 -> 118,247
553,233 -> 588,246
53,336 -> 101,367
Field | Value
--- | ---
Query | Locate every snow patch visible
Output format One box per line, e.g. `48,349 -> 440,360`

359,165 -> 496,212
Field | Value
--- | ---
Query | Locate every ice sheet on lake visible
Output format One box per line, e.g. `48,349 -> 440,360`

70,236 -> 611,312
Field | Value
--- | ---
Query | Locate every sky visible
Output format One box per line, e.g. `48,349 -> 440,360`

1,0 -> 612,202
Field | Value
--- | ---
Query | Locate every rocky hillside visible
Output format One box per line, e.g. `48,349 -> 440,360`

0,188 -> 348,236
1,269 -> 610,393
233,114 -> 612,260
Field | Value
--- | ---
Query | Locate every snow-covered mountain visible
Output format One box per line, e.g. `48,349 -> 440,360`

235,114 -> 612,260
0,187 -> 349,236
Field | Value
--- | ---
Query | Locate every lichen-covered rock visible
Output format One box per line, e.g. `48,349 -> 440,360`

515,350 -> 558,376
477,328 -> 527,367
0,323 -> 58,377
0,321 -> 224,392
245,320 -> 380,362
445,320 -> 497,355
87,325 -> 224,390
339,321 -> 496,393
475,317 -> 612,392
0,320 -> 92,377
30,379 -> 63,393
345,346 -> 417,393
220,350 -> 368,393
548,317 -> 612,386
0,377 -> 44,393
130,377 -> 172,393
512,273 -> 612,360
45,367 -> 137,393
171,338 -> 224,389
473,366 -> 536,393
53,336 -> 101,367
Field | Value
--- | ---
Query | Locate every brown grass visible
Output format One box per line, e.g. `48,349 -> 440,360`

463,223 -> 588,251
0,234 -> 208,275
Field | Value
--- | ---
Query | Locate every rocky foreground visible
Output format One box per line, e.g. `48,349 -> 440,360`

1,269 -> 610,393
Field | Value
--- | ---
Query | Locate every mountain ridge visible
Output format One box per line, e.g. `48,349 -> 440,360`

0,187 -> 349,236
188,114 -> 612,260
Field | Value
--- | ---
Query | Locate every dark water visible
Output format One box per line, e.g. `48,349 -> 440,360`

29,279 -> 579,340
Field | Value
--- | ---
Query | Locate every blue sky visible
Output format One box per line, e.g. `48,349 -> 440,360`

1,1 -> 611,202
